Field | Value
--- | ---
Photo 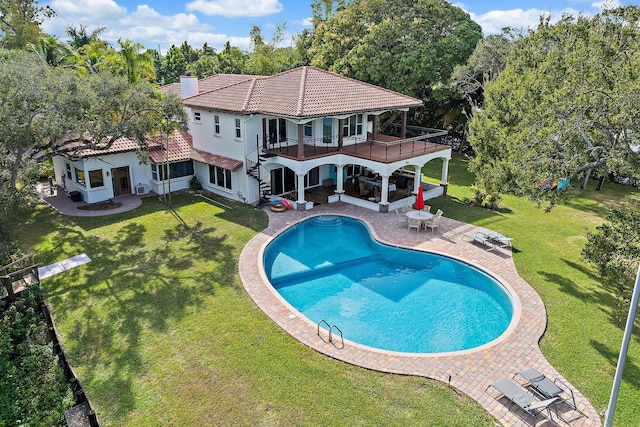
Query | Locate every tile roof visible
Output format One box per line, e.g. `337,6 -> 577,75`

191,148 -> 243,171
156,74 -> 257,98
62,130 -> 194,164
183,66 -> 423,119
147,130 -> 193,164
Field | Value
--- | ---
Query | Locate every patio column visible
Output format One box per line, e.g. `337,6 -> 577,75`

380,175 -> 390,204
297,124 -> 304,159
335,164 -> 345,194
413,170 -> 422,195
440,158 -> 450,196
296,173 -> 307,210
372,115 -> 379,140
401,111 -> 407,139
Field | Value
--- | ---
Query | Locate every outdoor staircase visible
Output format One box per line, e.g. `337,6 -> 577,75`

1,253 -> 40,301
246,141 -> 274,203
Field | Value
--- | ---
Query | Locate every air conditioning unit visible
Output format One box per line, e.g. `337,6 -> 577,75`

135,184 -> 149,195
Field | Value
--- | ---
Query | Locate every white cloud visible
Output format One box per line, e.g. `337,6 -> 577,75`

186,0 -> 283,18
41,0 -> 247,52
592,0 -> 622,9
466,8 -> 587,35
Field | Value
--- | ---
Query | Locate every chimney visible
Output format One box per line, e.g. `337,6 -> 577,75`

180,72 -> 199,99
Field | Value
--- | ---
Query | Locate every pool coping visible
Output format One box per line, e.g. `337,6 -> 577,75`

239,202 -> 601,427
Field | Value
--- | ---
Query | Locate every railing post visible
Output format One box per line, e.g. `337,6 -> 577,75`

1,276 -> 14,301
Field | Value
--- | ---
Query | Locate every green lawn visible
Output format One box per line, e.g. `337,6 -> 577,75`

423,155 -> 640,426
7,193 -> 493,426
7,156 -> 640,426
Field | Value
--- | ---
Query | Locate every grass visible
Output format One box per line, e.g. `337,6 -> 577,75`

8,157 -> 640,426
423,155 -> 640,426
6,193 -> 493,426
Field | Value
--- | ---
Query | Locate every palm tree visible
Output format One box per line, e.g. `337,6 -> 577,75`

117,38 -> 155,83
30,35 -> 75,67
65,24 -> 106,49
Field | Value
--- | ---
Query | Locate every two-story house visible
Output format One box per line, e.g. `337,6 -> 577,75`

52,66 -> 451,212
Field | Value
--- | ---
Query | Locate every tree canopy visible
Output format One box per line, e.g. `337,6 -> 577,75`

308,0 -> 482,110
0,0 -> 54,49
582,206 -> 640,320
468,7 -> 640,208
0,50 -> 186,212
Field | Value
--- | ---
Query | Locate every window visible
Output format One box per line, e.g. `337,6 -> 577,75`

74,167 -> 85,186
88,169 -> 104,188
304,122 -> 313,138
235,118 -> 241,138
214,115 -> 220,135
154,160 -> 194,180
343,114 -> 363,137
304,166 -> 320,187
65,163 -> 72,180
194,112 -> 201,122
323,118 -> 332,143
209,165 -> 232,189
268,118 -> 287,143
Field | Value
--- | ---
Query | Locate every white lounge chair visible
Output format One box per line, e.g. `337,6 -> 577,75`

486,378 -> 557,426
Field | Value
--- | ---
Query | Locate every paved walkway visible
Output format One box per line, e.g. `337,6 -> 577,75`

38,253 -> 92,280
239,202 -> 602,427
39,185 -> 142,217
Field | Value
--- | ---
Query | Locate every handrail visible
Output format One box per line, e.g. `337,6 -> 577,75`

316,320 -> 344,349
329,325 -> 344,349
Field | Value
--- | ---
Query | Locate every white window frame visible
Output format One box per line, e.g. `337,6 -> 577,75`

193,111 -> 201,122
235,118 -> 241,139
214,115 -> 220,135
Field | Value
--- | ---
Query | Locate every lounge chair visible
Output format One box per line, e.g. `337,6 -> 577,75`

513,368 -> 577,411
486,378 -> 557,426
479,230 -> 513,247
463,232 -> 494,250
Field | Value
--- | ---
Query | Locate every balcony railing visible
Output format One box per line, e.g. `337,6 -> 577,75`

262,126 -> 449,163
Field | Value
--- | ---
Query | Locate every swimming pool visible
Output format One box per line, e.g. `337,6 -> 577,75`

263,215 -> 514,354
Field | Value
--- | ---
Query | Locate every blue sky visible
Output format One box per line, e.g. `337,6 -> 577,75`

41,0 -> 639,53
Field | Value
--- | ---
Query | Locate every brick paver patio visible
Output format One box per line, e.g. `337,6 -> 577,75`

239,202 -> 602,427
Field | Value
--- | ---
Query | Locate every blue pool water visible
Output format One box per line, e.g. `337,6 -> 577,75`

263,216 -> 513,353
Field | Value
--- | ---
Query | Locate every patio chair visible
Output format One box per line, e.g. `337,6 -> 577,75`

423,209 -> 442,232
359,182 -> 370,196
513,368 -> 577,411
407,217 -> 421,233
486,377 -> 557,426
396,209 -> 408,225
424,204 -> 432,214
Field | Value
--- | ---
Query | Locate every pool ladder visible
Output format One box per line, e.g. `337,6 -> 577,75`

317,320 -> 344,349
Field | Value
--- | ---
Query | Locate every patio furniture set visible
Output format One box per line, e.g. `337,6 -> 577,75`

486,367 -> 580,426
396,205 -> 443,233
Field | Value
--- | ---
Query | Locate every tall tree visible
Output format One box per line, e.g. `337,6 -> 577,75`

116,38 -> 155,83
582,207 -> 640,321
307,0 -> 482,127
217,41 -> 247,74
65,24 -> 106,50
468,7 -> 640,208
246,24 -> 296,75
0,0 -> 54,49
29,34 -> 75,66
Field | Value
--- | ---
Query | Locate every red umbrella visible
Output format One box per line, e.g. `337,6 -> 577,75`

415,185 -> 424,211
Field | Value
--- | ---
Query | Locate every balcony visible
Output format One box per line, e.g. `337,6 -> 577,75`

262,126 -> 449,163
